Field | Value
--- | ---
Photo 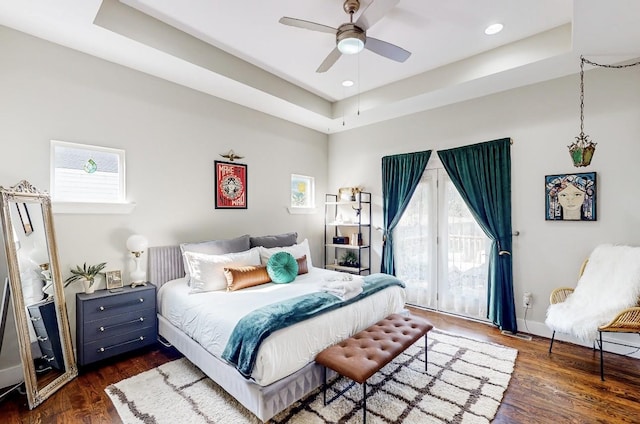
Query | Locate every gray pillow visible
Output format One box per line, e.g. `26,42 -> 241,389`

250,232 -> 298,248
180,234 -> 250,277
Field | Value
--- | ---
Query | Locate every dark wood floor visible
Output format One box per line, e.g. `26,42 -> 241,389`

1,308 -> 639,423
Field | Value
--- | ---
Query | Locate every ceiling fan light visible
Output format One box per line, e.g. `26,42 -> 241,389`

338,36 -> 364,54
336,23 -> 365,55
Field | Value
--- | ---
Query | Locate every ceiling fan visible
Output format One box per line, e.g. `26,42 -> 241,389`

279,0 -> 411,73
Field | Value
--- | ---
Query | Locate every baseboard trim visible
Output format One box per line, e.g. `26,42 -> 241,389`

518,317 -> 640,359
501,330 -> 532,341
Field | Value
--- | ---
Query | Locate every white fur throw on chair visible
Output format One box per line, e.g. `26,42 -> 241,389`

545,244 -> 640,341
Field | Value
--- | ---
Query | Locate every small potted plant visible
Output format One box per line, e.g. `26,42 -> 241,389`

64,262 -> 107,294
339,251 -> 360,268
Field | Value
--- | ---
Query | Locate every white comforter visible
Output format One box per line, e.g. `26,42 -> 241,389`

157,267 -> 406,386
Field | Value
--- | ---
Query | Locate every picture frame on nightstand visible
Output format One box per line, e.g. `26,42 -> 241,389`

105,270 -> 123,291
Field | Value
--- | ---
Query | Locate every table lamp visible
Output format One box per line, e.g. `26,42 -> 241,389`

126,234 -> 148,287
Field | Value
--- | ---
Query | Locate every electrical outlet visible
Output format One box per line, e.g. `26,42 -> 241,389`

523,292 -> 532,309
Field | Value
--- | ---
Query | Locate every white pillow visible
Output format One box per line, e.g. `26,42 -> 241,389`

259,239 -> 313,268
180,234 -> 250,277
185,247 -> 261,293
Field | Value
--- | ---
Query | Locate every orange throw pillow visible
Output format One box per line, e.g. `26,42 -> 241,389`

224,265 -> 271,291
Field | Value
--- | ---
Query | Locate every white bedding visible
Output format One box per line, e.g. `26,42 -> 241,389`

157,267 -> 406,386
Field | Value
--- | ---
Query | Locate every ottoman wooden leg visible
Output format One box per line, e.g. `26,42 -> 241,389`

323,366 -> 327,405
425,333 -> 428,371
363,381 -> 367,424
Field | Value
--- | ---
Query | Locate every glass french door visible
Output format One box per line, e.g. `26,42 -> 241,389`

393,168 -> 491,320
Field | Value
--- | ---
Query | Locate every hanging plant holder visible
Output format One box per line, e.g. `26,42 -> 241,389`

569,56 -> 597,168
568,56 -> 640,167
569,134 -> 596,167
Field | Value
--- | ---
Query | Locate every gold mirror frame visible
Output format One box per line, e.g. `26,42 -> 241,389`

0,180 -> 77,408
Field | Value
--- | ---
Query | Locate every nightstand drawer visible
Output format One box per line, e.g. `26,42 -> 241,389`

82,308 -> 156,342
81,327 -> 156,365
80,289 -> 155,321
39,345 -> 63,371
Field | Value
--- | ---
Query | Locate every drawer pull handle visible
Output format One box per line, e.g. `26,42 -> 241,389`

30,316 -> 41,322
37,336 -> 49,342
97,298 -> 147,312
42,355 -> 55,363
99,317 -> 146,332
97,336 -> 145,353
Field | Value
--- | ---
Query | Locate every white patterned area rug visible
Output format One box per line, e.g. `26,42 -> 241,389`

106,330 -> 517,424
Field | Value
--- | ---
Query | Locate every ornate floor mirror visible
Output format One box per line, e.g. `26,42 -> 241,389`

0,180 -> 77,408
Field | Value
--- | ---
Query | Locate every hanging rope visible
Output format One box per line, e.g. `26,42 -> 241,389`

580,56 -> 640,136
581,56 -> 640,69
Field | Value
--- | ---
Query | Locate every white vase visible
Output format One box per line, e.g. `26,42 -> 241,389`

82,278 -> 96,294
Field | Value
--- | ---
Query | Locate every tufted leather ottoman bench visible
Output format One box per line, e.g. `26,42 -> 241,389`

315,313 -> 433,423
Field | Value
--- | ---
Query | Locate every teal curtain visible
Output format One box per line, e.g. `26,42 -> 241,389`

437,138 -> 516,332
381,150 -> 432,275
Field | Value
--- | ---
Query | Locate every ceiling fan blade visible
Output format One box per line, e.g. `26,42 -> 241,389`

365,37 -> 411,62
316,47 -> 342,73
279,17 -> 336,34
356,0 -> 400,30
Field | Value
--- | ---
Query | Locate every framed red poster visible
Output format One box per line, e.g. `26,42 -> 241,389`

215,160 -> 247,209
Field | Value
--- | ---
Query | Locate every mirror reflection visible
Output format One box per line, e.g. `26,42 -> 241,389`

0,180 -> 77,409
10,201 -> 66,381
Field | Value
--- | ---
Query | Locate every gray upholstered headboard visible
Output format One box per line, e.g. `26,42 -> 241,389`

148,246 -> 184,288
148,232 -> 301,288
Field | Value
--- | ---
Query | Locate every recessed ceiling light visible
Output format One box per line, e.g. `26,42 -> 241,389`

484,23 -> 503,35
342,80 -> 354,87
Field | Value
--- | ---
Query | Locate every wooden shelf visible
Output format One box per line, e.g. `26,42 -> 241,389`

325,244 -> 369,249
324,200 -> 371,206
325,264 -> 370,273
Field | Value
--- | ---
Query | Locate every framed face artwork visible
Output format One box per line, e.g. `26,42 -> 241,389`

545,172 -> 596,221
214,160 -> 247,209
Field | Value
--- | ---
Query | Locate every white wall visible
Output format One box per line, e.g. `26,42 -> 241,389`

328,65 -> 640,346
0,25 -> 328,376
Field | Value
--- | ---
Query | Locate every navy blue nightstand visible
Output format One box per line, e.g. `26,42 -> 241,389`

76,285 -> 157,367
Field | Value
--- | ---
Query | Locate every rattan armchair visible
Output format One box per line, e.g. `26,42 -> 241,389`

547,248 -> 640,381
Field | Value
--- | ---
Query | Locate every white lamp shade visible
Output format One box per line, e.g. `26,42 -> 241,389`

337,37 -> 364,55
126,234 -> 148,253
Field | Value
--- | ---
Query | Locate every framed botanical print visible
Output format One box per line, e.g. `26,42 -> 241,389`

214,160 -> 247,209
545,172 -> 596,221
290,174 -> 315,209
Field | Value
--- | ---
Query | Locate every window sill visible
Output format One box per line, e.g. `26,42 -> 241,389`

52,202 -> 136,215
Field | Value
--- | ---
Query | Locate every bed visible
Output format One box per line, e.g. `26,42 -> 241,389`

148,235 -> 406,422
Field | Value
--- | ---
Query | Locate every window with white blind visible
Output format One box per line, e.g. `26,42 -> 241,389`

51,141 -> 128,209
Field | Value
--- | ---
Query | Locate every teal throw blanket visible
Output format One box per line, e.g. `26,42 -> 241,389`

221,273 -> 405,378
